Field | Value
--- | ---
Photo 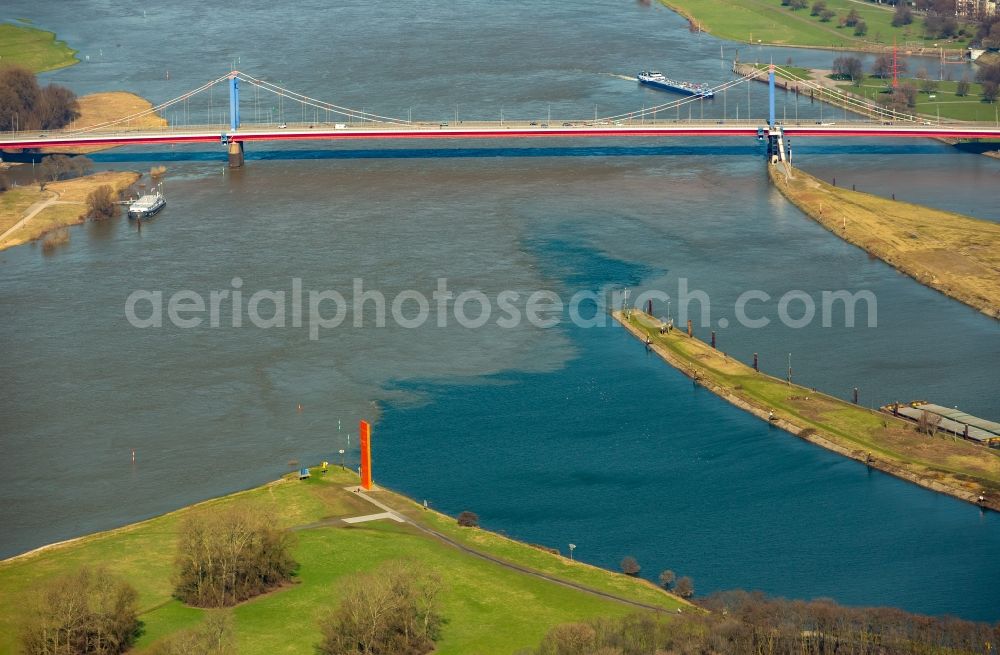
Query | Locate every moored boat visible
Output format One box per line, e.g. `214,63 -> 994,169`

128,187 -> 166,219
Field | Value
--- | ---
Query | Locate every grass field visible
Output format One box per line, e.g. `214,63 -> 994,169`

660,0 -> 972,51
0,186 -> 51,235
0,22 -> 78,73
0,468 -> 683,655
836,75 -> 999,122
0,171 -> 141,251
619,310 -> 1000,508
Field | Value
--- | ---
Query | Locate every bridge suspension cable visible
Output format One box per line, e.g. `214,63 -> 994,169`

598,74 -> 757,123
767,65 -> 921,124
236,72 -> 410,125
64,73 -> 233,135
601,66 -> 925,125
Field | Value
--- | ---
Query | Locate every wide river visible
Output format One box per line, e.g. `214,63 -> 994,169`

2,0 -> 999,620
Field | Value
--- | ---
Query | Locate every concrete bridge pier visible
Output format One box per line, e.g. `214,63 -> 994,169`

228,140 -> 244,168
767,128 -> 788,165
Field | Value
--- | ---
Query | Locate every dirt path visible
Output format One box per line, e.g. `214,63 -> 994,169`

0,193 -> 63,245
339,487 -> 686,614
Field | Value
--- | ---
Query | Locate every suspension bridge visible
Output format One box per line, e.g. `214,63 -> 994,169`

3,68 -> 999,167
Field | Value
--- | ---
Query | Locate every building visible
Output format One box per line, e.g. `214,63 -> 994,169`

956,0 -> 997,18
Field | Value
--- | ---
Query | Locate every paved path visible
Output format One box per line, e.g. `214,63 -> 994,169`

342,486 -> 682,613
342,511 -> 404,524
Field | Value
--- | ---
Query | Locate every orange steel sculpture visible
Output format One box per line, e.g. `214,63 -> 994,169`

360,420 -> 372,490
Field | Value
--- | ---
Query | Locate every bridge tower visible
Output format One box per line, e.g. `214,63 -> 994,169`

765,64 -> 789,165
768,63 -> 775,129
227,71 -> 244,168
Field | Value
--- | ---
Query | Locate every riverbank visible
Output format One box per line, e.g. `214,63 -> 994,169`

0,91 -> 167,160
658,0 -> 971,53
0,467 -> 684,654
769,165 -> 1000,320
0,22 -> 77,72
0,170 -> 140,251
613,310 -> 1000,511
52,91 -> 168,154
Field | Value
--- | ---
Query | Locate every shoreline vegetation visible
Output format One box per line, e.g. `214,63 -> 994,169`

0,468 -> 684,654
0,22 -> 78,73
0,91 -> 167,251
613,311 -> 1000,511
0,170 -> 140,251
657,0 -> 973,53
743,62 -> 1000,124
769,165 -> 1000,320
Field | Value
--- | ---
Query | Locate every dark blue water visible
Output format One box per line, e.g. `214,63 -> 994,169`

85,142 -> 953,164
378,234 -> 1000,621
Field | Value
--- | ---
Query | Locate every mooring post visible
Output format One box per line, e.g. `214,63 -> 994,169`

686,319 -> 693,337
853,387 -> 859,404
711,331 -> 716,349
753,353 -> 758,372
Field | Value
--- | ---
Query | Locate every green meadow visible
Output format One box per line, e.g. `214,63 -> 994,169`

0,468 -> 683,654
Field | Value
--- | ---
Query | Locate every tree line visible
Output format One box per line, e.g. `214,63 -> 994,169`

524,591 -> 1000,655
0,65 -> 79,132
781,0 -> 1000,41
832,53 -> 999,109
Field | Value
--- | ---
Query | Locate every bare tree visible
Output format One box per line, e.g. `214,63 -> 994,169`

87,185 -> 118,220
917,410 -> 942,436
674,576 -> 695,598
983,81 -> 999,103
317,561 -> 444,655
619,556 -> 641,576
20,567 -> 140,655
872,53 -> 908,79
457,510 -> 479,527
148,611 -> 235,655
833,56 -> 864,83
892,4 -> 913,26
0,65 -> 79,131
956,77 -> 971,97
173,505 -> 297,607
530,591 -> 1000,654
535,623 -> 597,655
658,570 -> 676,589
